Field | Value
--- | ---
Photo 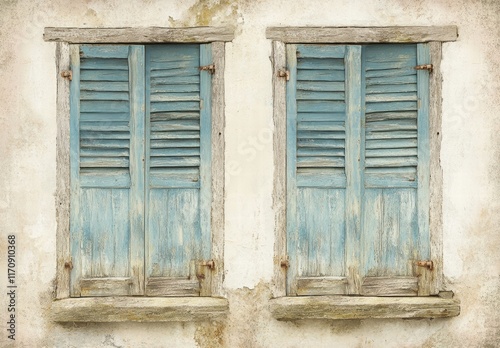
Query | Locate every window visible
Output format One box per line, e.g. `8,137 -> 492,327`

269,27 -> 460,319
46,27 -> 231,322
286,43 -> 431,297
70,43 -> 214,297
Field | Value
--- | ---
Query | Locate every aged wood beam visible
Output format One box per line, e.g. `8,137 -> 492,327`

270,296 -> 460,320
266,26 -> 458,43
44,27 -> 235,43
51,297 -> 228,322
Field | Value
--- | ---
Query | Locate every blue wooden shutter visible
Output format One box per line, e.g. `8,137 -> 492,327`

69,45 -> 145,296
145,44 -> 212,296
359,44 -> 431,296
287,44 -> 349,295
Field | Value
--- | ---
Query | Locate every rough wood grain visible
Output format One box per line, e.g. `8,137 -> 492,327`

80,278 -> 133,297
51,297 -> 228,322
361,277 -> 418,296
270,296 -> 460,320
44,27 -> 234,43
271,40 -> 287,297
55,42 -> 71,299
266,26 -> 458,43
297,277 -> 347,296
145,277 -> 200,297
210,42 -> 226,297
429,42 -> 443,295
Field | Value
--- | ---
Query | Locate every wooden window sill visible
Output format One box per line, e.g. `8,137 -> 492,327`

270,296 -> 460,320
51,297 -> 228,322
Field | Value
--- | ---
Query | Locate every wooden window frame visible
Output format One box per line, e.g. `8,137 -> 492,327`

268,26 -> 460,320
46,27 -> 232,322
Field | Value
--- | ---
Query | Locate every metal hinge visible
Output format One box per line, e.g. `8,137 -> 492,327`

199,64 -> 215,74
414,64 -> 433,72
416,260 -> 433,271
61,70 -> 72,80
200,259 -> 215,270
278,69 -> 290,81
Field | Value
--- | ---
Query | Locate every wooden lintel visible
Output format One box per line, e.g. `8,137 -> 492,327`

44,27 -> 235,43
51,297 -> 228,322
270,296 -> 460,320
266,26 -> 458,43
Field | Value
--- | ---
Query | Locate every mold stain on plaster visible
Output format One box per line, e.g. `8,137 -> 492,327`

168,0 -> 243,28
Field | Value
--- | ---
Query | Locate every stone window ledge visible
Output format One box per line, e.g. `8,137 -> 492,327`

51,297 -> 228,322
270,296 -> 460,320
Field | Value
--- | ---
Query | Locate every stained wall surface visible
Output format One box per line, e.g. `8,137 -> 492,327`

0,0 -> 499,347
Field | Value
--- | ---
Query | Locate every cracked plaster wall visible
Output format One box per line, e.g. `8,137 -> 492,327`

0,0 -> 499,347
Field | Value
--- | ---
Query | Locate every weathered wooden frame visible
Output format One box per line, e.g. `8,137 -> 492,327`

49,27 -> 231,321
269,26 -> 459,319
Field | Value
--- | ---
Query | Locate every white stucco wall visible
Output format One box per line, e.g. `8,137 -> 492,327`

0,0 -> 499,347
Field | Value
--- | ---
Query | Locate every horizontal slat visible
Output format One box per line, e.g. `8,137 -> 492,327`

298,130 -> 345,139
365,111 -> 416,122
361,277 -> 418,296
150,94 -> 200,102
150,156 -> 200,167
297,148 -> 344,157
150,148 -> 200,157
149,168 -> 200,188
81,112 -> 129,122
296,90 -> 345,101
80,45 -> 130,59
150,101 -> 200,113
366,119 -> 417,132
365,156 -> 418,167
80,157 -> 129,168
80,131 -> 130,139
365,93 -> 417,102
151,112 -> 199,121
297,112 -> 345,122
151,120 -> 200,131
151,84 -> 200,94
150,70 -> 199,79
365,148 -> 417,157
297,69 -> 345,82
297,172 -> 346,188
366,84 -> 417,94
80,91 -> 129,101
365,61 -> 415,71
365,101 -> 417,113
298,101 -> 346,113
80,278 -> 132,297
297,156 -> 345,168
81,148 -> 129,157
296,45 -> 346,58
366,138 -> 418,149
81,58 -> 128,70
150,131 -> 200,140
149,59 -> 199,71
366,131 -> 416,140
297,81 -> 345,92
81,100 -> 129,113
151,75 -> 200,85
298,121 -> 345,131
298,58 -> 344,70
150,139 -> 200,148
80,122 -> 129,131
80,172 -> 131,188
298,139 -> 345,148
81,81 -> 129,92
80,139 -> 130,148
146,277 -> 200,297
296,277 -> 347,296
365,68 -> 416,78
80,69 -> 129,82
364,174 -> 417,188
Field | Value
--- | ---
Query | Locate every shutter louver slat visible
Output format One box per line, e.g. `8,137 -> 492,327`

364,45 -> 418,188
78,46 -> 131,187
148,47 -> 201,188
296,45 -> 347,188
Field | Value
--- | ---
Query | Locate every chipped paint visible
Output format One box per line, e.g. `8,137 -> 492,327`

0,0 -> 499,347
